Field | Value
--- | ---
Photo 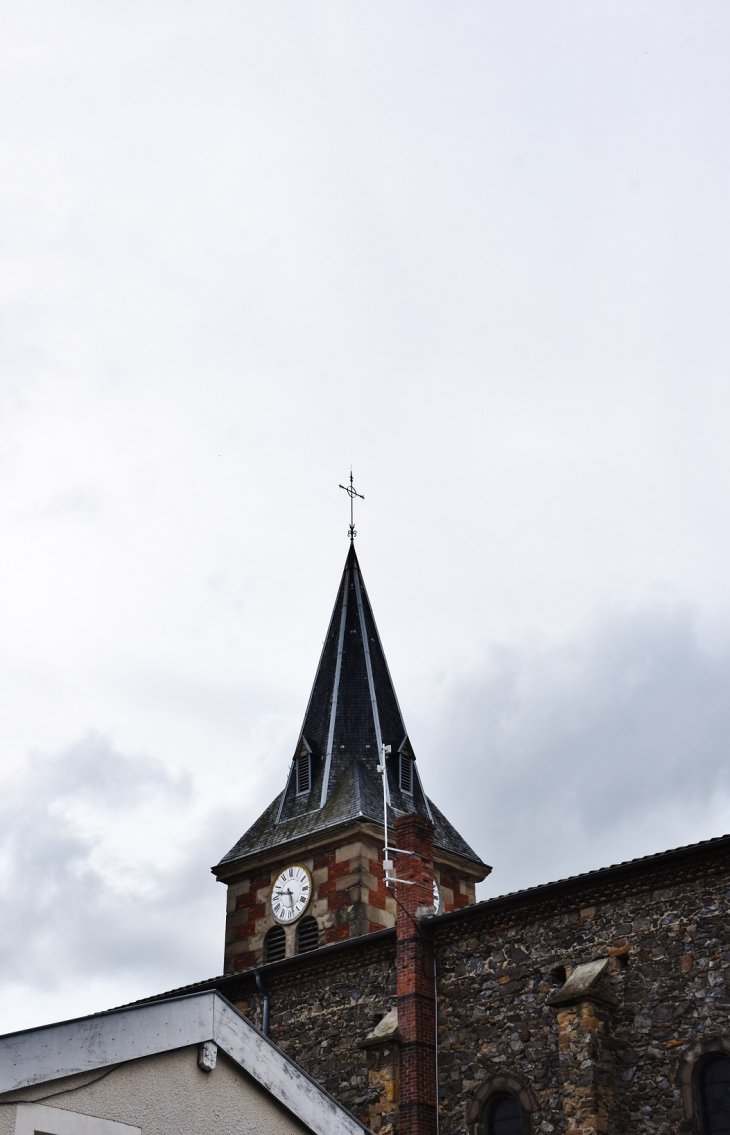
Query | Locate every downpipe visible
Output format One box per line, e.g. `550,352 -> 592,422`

254,970 -> 270,1037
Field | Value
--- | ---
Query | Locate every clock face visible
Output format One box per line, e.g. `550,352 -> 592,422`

271,864 -> 312,924
433,879 -> 444,915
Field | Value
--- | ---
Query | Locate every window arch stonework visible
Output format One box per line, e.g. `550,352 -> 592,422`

698,1054 -> 730,1133
466,1074 -> 536,1135
677,1037 -> 730,1130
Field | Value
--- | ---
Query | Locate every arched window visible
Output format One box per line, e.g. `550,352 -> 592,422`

467,1075 -> 534,1135
699,1054 -> 730,1134
297,916 -> 319,954
487,1092 -> 525,1135
264,925 -> 286,963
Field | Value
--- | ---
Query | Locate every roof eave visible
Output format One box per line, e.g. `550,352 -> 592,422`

425,831 -> 730,934
213,812 -> 489,883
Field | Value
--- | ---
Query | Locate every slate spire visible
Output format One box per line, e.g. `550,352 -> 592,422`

216,545 -> 484,871
295,542 -> 405,807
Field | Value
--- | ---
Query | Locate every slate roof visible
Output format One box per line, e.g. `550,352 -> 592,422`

215,543 -> 485,873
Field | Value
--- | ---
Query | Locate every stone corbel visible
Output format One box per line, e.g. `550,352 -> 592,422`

547,957 -> 617,1008
357,1009 -> 401,1135
357,1007 -> 402,1049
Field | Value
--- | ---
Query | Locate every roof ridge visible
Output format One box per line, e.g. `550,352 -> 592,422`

431,830 -> 730,928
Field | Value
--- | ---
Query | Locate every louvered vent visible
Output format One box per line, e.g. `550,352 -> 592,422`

296,753 -> 311,795
399,752 -> 414,794
264,925 -> 286,963
297,916 -> 319,954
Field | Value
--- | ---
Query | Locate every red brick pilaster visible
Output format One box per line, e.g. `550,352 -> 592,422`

394,813 -> 437,1135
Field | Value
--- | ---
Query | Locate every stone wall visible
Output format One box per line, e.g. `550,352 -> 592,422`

223,933 -> 397,1131
190,836 -> 730,1132
434,852 -> 730,1134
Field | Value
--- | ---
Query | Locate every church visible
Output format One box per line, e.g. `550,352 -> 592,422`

4,530 -> 729,1135
151,530 -> 728,1135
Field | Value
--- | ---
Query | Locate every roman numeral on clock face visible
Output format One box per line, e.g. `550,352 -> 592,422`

270,864 -> 312,924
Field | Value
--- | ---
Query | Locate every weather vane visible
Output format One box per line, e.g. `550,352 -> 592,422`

339,471 -> 364,542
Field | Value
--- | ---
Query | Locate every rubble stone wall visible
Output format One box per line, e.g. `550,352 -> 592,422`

213,850 -> 730,1133
228,936 -> 398,1131
435,869 -> 730,1135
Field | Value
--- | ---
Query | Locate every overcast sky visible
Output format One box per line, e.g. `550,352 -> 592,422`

2,1 -> 730,1034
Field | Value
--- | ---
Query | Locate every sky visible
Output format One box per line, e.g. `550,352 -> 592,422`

1,1 -> 730,1034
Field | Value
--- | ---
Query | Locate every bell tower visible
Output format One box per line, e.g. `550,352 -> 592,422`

212,540 -> 489,972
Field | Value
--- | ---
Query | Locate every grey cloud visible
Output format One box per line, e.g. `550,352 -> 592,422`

2,606 -> 729,1027
0,735 -> 225,1001
415,604 -> 730,897
20,731 -> 191,808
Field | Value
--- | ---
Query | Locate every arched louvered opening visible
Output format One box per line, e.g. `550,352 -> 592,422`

399,752 -> 413,794
297,916 -> 319,954
264,925 -> 286,964
699,1054 -> 730,1134
295,753 -> 311,795
487,1093 -> 526,1135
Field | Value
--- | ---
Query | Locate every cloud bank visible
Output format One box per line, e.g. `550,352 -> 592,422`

3,603 -> 730,1034
417,602 -> 730,896
1,1 -> 729,1038
0,734 -> 229,1033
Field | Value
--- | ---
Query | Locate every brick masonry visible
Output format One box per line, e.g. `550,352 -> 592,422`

221,823 -> 477,973
223,837 -> 396,971
394,814 -> 438,1135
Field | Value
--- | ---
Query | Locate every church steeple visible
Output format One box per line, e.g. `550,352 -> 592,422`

213,543 -> 488,973
283,541 -> 414,813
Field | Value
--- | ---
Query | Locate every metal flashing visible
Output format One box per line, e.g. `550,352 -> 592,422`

428,832 -> 730,935
274,777 -> 291,826
293,575 -> 348,753
357,569 -> 410,743
353,566 -> 389,804
414,765 -> 434,823
352,757 -> 363,816
320,567 -> 350,806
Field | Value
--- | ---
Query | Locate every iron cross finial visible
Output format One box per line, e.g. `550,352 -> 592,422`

339,470 -> 364,542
